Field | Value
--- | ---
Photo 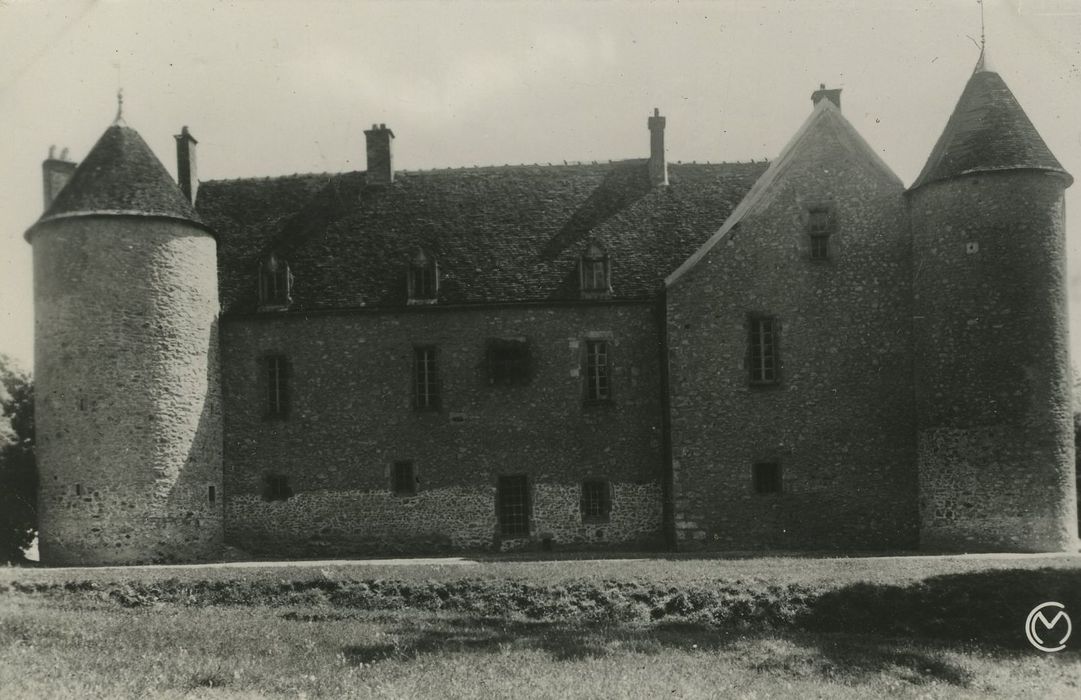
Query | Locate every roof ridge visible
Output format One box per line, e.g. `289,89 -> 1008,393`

202,158 -> 771,185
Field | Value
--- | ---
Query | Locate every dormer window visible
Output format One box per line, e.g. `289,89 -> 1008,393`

806,206 -> 834,261
579,243 -> 611,297
258,254 -> 293,309
407,248 -> 439,303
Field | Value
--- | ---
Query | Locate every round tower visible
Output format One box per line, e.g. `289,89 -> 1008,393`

27,120 -> 222,565
909,66 -> 1077,552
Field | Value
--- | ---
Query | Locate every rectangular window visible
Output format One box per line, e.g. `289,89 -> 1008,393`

266,355 -> 290,418
808,208 -> 831,261
208,485 -> 216,504
808,209 -> 830,234
497,475 -> 530,536
392,461 -> 416,496
585,340 -> 611,402
581,480 -> 611,522
263,474 -> 292,501
748,318 -> 778,384
487,338 -> 531,385
413,346 -> 440,411
753,462 -> 782,494
581,258 -> 608,292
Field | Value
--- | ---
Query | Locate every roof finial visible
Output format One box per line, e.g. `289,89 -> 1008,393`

114,88 -> 125,125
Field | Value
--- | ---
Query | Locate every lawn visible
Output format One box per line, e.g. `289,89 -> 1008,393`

2,554 -> 1080,698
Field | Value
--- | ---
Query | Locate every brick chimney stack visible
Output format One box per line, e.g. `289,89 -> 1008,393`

648,108 -> 668,187
174,126 -> 198,204
42,146 -> 76,211
364,123 -> 395,185
811,84 -> 842,110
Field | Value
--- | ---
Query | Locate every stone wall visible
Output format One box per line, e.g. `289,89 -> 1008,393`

220,302 -> 665,555
665,112 -> 919,551
32,218 -> 223,565
910,172 -> 1078,552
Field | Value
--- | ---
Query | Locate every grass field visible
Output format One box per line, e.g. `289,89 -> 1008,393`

2,553 -> 1080,698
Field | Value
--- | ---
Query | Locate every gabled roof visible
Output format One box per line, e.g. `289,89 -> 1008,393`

666,98 -> 901,287
911,68 -> 1071,190
197,160 -> 767,313
30,124 -> 206,234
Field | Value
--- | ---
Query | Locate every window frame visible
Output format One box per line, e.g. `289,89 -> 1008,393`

496,474 -> 530,537
413,345 -> 441,412
580,479 -> 611,523
391,460 -> 417,497
487,338 -> 532,386
579,244 -> 611,296
806,205 -> 834,262
747,316 -> 780,386
263,473 -> 293,501
584,339 -> 612,403
265,354 -> 291,419
407,249 -> 440,303
258,254 -> 293,309
752,462 -> 783,495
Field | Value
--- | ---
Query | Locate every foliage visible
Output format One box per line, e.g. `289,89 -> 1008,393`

0,354 -> 36,563
3,563 -> 1081,698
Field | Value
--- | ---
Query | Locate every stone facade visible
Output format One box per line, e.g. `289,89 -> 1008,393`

32,218 -> 223,565
220,303 -> 665,555
29,67 -> 1080,564
664,103 -> 920,551
910,172 -> 1078,551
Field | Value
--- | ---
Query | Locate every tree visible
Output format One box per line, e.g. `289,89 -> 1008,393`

0,354 -> 36,563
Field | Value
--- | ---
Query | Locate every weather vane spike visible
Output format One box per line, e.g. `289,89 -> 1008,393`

114,87 -> 125,124
976,0 -> 986,71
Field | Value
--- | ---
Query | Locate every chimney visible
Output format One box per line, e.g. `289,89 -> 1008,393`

811,84 -> 842,110
647,108 -> 668,187
42,145 -> 77,211
364,123 -> 395,185
174,126 -> 198,204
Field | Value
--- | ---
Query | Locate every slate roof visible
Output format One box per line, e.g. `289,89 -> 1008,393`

197,160 -> 767,314
30,125 -> 206,233
911,69 -> 1071,190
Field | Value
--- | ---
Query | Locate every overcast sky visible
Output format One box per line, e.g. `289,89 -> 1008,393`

1,0 -> 1080,372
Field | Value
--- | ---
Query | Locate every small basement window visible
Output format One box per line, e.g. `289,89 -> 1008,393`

392,461 -> 417,496
263,474 -> 293,501
487,338 -> 532,385
581,480 -> 611,522
753,463 -> 782,494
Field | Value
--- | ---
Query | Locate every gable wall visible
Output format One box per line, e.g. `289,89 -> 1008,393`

220,303 -> 664,556
665,117 -> 918,550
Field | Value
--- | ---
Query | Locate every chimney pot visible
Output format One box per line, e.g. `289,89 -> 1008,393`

364,123 -> 396,185
42,146 -> 77,211
174,126 -> 199,204
811,85 -> 842,111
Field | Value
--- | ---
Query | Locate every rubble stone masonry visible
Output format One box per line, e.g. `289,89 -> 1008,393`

666,117 -> 919,551
32,218 -> 223,565
221,303 -> 665,555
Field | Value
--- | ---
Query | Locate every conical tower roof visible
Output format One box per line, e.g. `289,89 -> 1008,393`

911,68 -> 1071,190
31,124 -> 207,232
